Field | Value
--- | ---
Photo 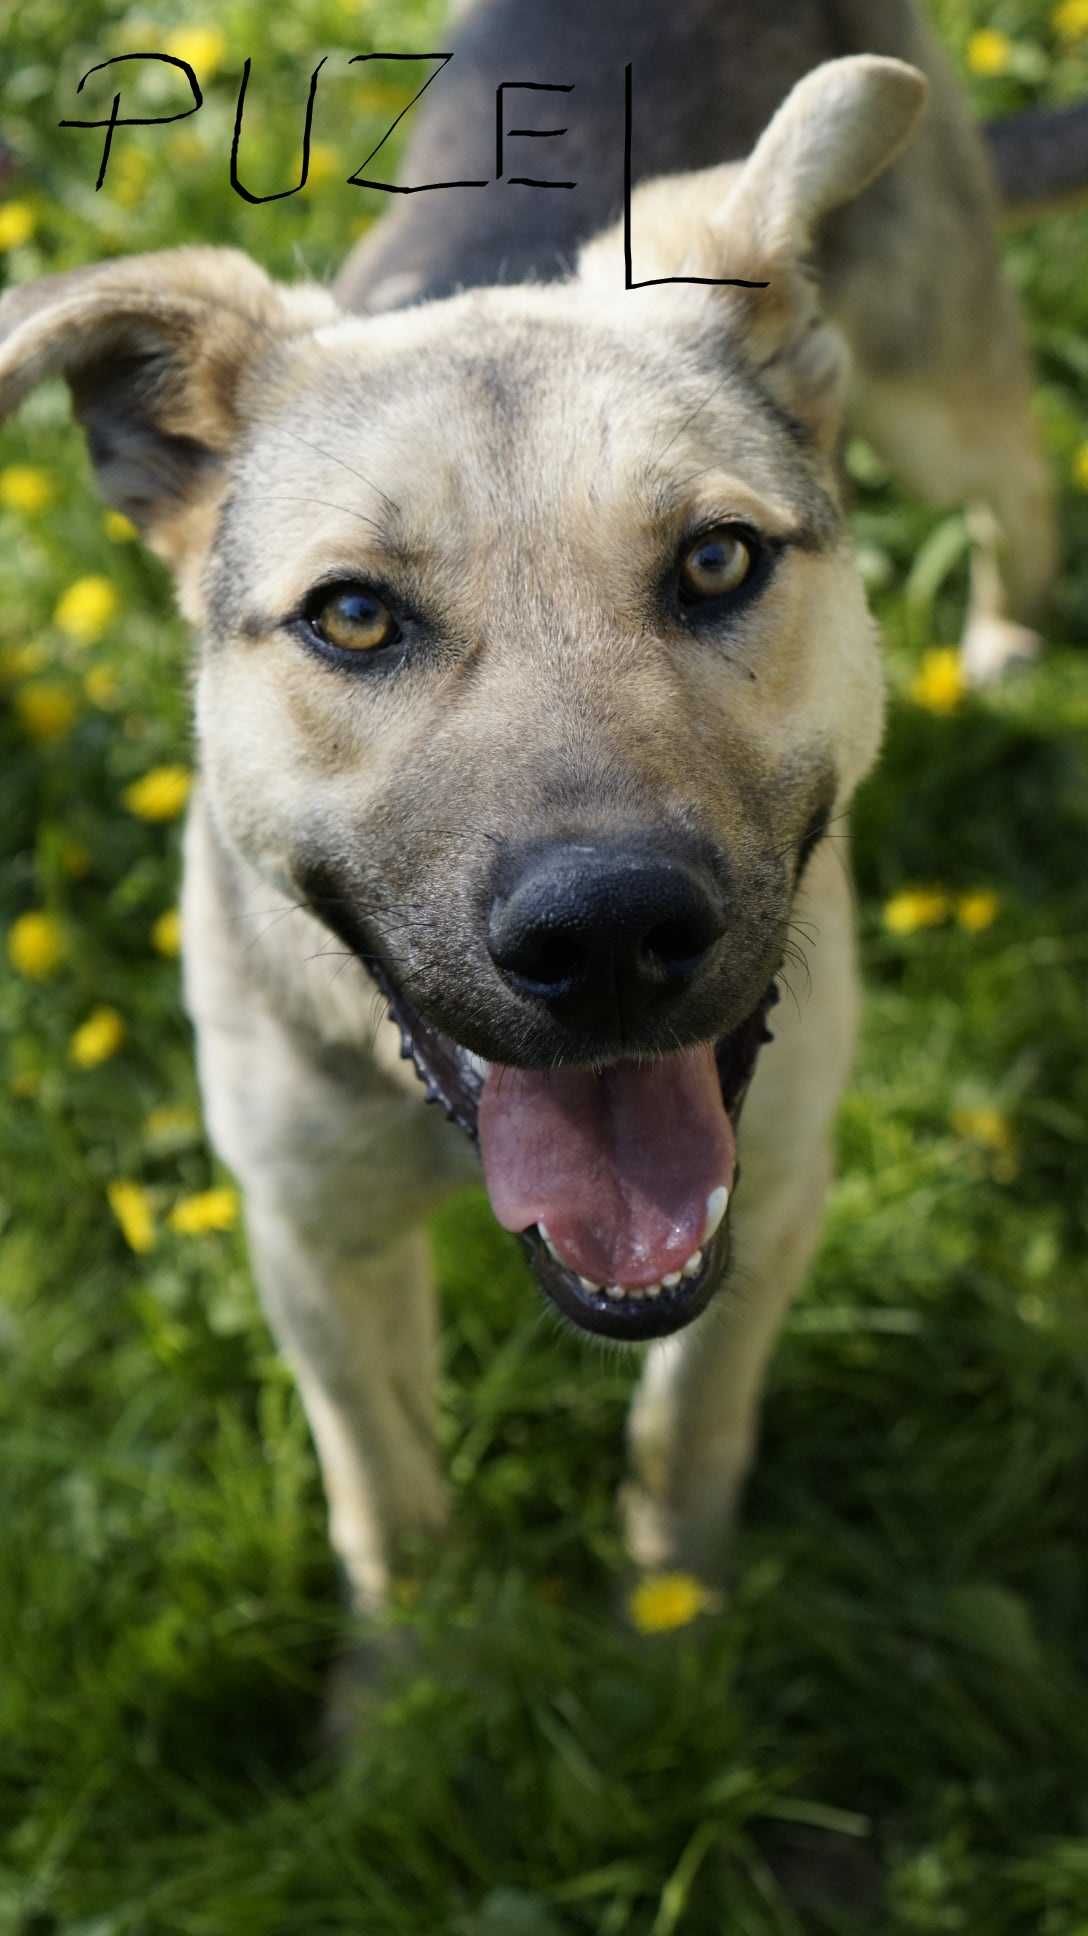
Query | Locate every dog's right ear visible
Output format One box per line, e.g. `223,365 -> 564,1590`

0,247 -> 338,577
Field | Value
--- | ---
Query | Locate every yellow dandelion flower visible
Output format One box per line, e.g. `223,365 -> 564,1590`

305,143 -> 339,186
54,575 -> 119,645
1053,0 -> 1088,41
951,1103 -> 1018,1181
169,1186 -> 239,1235
882,887 -> 952,936
107,1179 -> 156,1254
0,641 -> 48,684
952,1104 -> 1014,1154
0,465 -> 54,514
83,663 -> 120,708
966,28 -> 1013,75
15,681 -> 78,744
956,889 -> 1001,933
1071,443 -> 1088,493
164,26 -> 227,80
123,765 -> 191,822
145,1103 -> 199,1139
628,1572 -> 717,1634
151,908 -> 182,957
103,509 -> 137,542
70,1005 -> 126,1068
60,838 -> 92,879
0,202 -> 36,251
7,911 -> 66,980
909,647 -> 965,716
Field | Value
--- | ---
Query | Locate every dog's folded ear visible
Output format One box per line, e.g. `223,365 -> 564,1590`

0,246 -> 337,569
582,56 -> 927,448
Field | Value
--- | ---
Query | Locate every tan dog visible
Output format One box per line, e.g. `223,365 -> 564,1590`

0,1 -> 1067,1614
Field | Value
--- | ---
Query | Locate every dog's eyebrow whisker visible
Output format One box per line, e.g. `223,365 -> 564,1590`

245,494 -> 389,541
274,426 -> 402,522
666,464 -> 724,494
649,373 -> 725,470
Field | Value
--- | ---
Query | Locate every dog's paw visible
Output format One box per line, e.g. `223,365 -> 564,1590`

959,612 -> 1044,686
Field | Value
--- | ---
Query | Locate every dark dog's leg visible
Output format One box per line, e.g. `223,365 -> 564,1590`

852,316 -> 1057,682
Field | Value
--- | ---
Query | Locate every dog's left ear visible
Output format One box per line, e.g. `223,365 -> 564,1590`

0,246 -> 338,585
582,56 -> 928,448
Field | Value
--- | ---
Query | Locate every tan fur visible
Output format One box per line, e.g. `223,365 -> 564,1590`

0,43 -> 1060,1653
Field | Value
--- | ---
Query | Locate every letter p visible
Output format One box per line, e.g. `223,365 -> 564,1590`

60,53 -> 203,192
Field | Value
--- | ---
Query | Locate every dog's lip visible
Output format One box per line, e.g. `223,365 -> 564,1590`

521,1214 -> 729,1341
358,944 -> 778,1342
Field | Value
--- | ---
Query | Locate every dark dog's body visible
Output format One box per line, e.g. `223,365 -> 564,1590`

344,0 -> 992,314
0,2 -> 1072,1642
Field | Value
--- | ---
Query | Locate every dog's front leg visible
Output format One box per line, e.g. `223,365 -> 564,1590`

192,996 -> 474,1614
243,1206 -> 448,1612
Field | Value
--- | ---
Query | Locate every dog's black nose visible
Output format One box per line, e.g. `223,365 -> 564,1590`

487,839 -> 725,1025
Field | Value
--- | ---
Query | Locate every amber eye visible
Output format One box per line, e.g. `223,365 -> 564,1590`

678,528 -> 756,604
307,585 -> 400,654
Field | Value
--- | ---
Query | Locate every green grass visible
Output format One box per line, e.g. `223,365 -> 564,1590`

2,0 -> 1088,1930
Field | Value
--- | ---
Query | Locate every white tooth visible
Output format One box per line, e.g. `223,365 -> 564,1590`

642,1282 -> 662,1298
681,1248 -> 703,1279
662,1271 -> 682,1288
703,1185 -> 729,1245
606,1285 -> 627,1300
579,1276 -> 600,1294
537,1224 -> 562,1263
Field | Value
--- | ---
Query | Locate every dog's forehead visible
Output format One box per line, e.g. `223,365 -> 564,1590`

246,288 -> 825,539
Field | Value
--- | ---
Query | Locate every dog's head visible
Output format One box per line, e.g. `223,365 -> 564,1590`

0,57 -> 925,1340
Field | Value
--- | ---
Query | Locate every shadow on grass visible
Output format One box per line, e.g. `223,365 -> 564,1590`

852,682 -> 1088,908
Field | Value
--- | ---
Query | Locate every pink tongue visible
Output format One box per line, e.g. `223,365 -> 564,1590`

478,1045 -> 734,1287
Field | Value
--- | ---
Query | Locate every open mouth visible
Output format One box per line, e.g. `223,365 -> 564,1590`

360,948 -> 779,1343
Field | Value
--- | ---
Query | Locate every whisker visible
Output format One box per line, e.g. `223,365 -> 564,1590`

275,426 -> 402,521
650,374 -> 725,469
246,494 -> 387,540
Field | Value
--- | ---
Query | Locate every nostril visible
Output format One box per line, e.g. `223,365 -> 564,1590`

642,907 -> 723,979
514,932 -> 588,991
488,897 -> 591,993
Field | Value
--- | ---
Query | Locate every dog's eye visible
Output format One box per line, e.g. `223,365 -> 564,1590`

305,585 -> 400,654
678,528 -> 756,604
